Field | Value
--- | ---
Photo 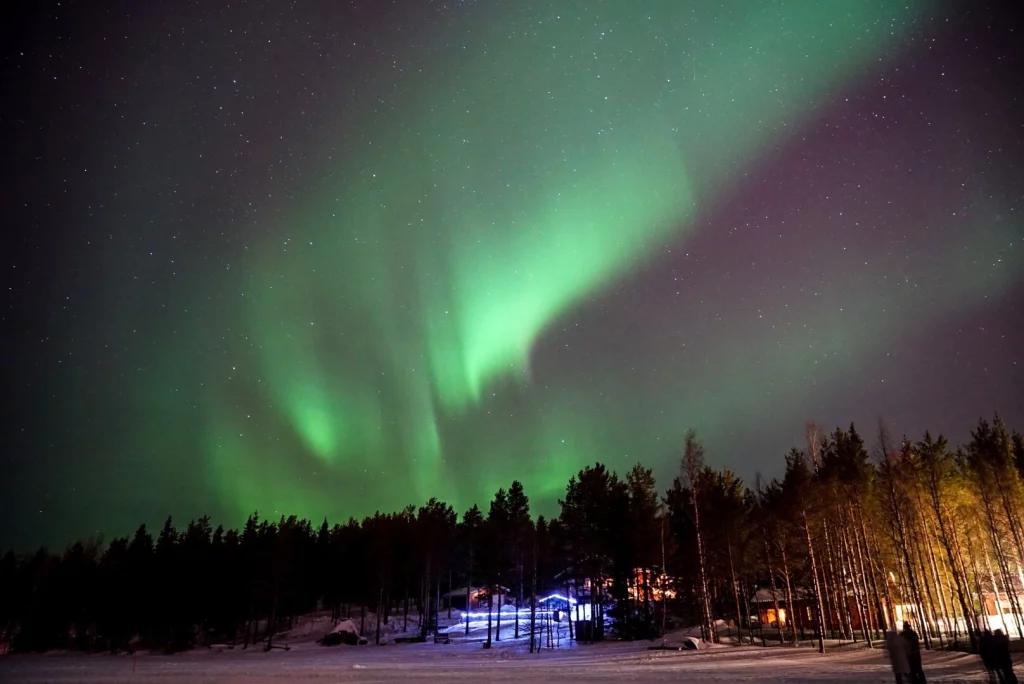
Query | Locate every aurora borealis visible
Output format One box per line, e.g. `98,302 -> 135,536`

2,1 -> 1022,549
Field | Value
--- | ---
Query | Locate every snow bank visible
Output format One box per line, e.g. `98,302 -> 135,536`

329,619 -> 359,636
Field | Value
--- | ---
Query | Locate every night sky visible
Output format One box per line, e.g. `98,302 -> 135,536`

2,0 -> 1021,550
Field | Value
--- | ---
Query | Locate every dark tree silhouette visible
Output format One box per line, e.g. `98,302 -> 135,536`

1,414 -> 1020,655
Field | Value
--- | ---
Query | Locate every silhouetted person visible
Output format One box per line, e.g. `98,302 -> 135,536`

993,629 -> 1017,684
903,622 -> 927,684
886,628 -> 911,683
981,628 -> 997,683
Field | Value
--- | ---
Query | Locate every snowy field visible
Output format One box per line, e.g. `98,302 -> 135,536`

0,642 -> 997,683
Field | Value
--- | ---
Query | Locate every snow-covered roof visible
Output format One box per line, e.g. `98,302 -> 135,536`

443,585 -> 509,598
750,586 -> 816,603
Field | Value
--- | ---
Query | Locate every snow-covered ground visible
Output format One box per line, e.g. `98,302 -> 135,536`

0,640 -> 998,683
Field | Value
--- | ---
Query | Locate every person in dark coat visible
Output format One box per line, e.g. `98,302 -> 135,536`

992,629 -> 1018,684
981,629 -> 997,683
902,622 -> 927,684
886,628 -> 911,683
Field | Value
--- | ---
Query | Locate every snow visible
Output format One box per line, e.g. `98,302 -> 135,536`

270,608 -> 464,645
330,619 -> 360,636
0,640 -> 998,682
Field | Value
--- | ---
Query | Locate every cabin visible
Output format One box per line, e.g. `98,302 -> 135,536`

627,567 -> 678,602
555,559 -> 678,601
752,585 -> 922,635
976,575 -> 1024,637
442,585 -> 511,612
750,586 -> 876,632
750,586 -> 815,629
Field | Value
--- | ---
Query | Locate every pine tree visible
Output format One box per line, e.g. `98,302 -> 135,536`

507,481 -> 531,639
459,504 -> 484,636
627,463 -> 661,637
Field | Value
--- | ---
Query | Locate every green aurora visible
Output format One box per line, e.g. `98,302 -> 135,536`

197,0 -> 1003,521
6,0 -> 1024,554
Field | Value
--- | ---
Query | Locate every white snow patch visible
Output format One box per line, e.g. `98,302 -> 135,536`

0,640 -> 998,683
330,619 -> 359,636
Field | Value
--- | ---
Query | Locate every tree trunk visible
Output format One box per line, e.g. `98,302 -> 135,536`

826,520 -> 854,640
660,512 -> 668,638
990,519 -> 1024,637
927,481 -> 978,649
952,518 -> 984,638
980,491 -> 1024,637
985,551 -> 1009,634
465,553 -> 472,636
964,524 -> 989,636
692,490 -> 715,643
841,520 -> 872,647
801,510 -> 827,653
884,468 -> 929,644
779,539 -> 797,646
835,520 -> 860,643
567,581 -> 575,641
994,473 -> 1024,592
515,552 -> 523,640
816,521 -> 839,639
375,583 -> 383,645
763,534 -> 784,644
530,536 -> 538,654
486,586 -> 493,648
422,559 -> 432,638
643,567 -> 653,629
911,528 -> 940,646
919,501 -> 953,643
856,510 -> 887,634
728,540 -> 743,643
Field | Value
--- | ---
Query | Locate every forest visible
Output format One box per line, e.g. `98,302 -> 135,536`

2,415 -> 1023,656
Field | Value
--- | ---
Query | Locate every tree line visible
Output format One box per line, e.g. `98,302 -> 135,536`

1,415 -> 1022,655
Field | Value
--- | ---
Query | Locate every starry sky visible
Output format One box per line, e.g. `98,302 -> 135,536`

2,0 -> 1022,550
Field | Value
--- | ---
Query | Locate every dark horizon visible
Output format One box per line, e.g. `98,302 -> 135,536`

3,420 -> 1023,667
0,413 -> 1017,554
